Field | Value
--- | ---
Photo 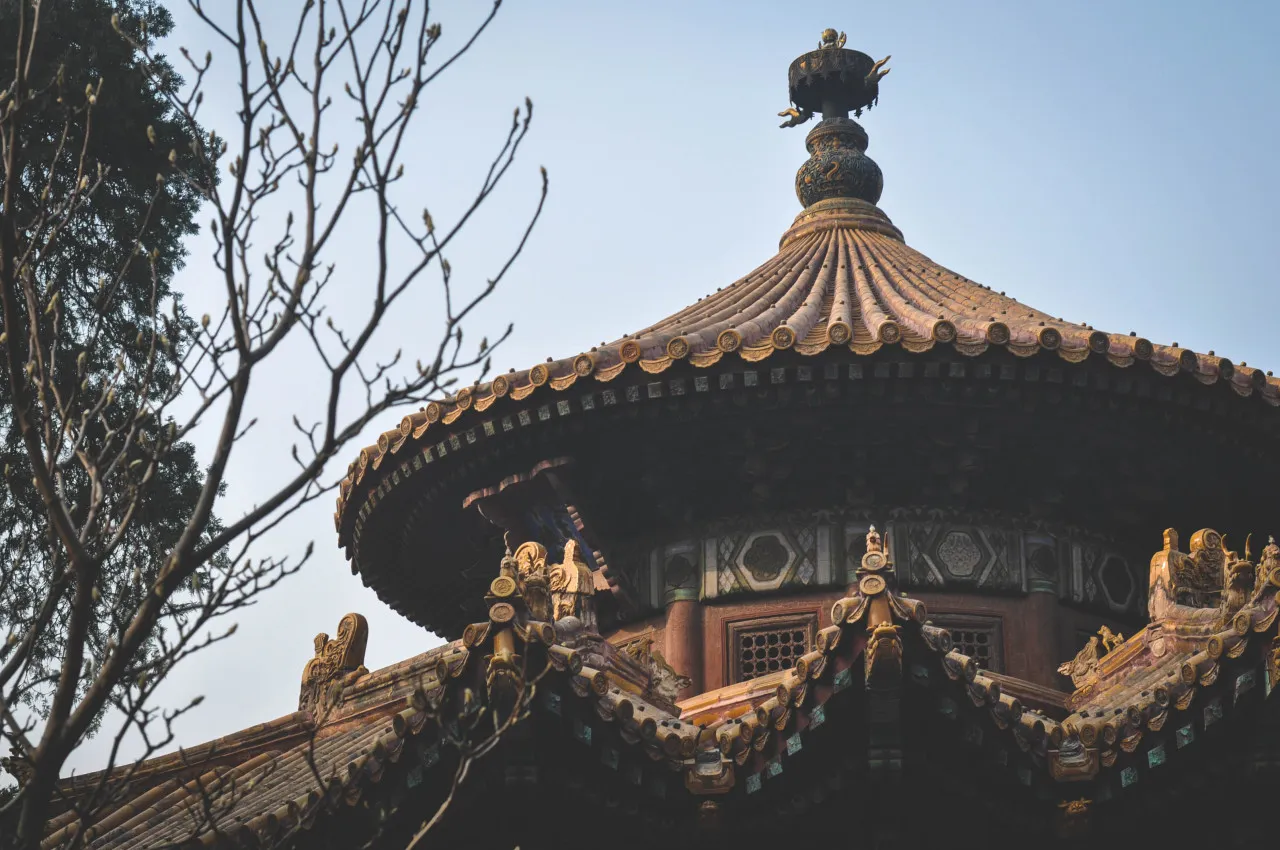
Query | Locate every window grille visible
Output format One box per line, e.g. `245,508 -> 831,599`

932,614 -> 1003,673
727,614 -> 817,684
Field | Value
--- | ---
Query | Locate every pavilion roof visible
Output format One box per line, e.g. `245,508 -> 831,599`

333,110 -> 1280,561
42,523 -> 1280,846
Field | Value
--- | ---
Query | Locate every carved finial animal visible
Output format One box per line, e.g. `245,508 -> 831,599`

1253,535 -> 1280,599
819,28 -> 847,50
1097,625 -> 1124,653
865,55 -> 891,86
547,539 -> 597,627
866,524 -> 883,554
1057,634 -> 1101,689
778,106 -> 814,128
621,637 -> 691,703
1,743 -> 33,789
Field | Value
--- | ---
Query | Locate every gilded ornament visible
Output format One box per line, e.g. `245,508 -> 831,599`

299,613 -> 369,712
777,106 -> 814,129
818,28 -> 847,50
865,54 -> 891,86
859,574 -> 886,596
622,637 -> 691,704
547,539 -> 598,626
865,622 -> 903,686
1097,625 -> 1123,653
490,575 -> 517,597
0,744 -> 32,789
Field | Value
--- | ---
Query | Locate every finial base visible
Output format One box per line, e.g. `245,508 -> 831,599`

780,197 -> 903,249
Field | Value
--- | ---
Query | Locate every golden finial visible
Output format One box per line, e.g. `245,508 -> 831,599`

819,28 -> 847,50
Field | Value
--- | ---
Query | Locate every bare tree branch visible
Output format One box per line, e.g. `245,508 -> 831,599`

0,1 -> 542,846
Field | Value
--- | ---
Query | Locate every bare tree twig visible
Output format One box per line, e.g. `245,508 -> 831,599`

0,1 -> 542,846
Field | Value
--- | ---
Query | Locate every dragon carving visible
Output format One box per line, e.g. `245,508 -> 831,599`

1057,626 -> 1124,689
299,613 -> 369,712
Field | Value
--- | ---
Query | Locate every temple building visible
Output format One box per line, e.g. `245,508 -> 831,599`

41,30 -> 1280,850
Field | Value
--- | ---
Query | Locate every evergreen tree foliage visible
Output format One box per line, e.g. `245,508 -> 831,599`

0,0 -> 213,727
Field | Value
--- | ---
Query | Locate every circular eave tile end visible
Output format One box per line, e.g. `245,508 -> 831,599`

666,336 -> 691,359
424,401 -> 443,423
771,326 -> 796,349
1178,349 -> 1199,372
529,364 -> 550,386
619,340 -> 642,363
827,321 -> 851,345
878,321 -> 901,344
985,322 -> 1010,345
492,375 -> 510,397
1133,338 -> 1154,360
717,329 -> 743,353
1037,326 -> 1062,350
932,320 -> 957,344
1087,331 -> 1110,354
573,353 -> 595,376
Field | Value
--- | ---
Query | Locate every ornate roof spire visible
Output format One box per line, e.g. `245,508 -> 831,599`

779,30 -> 891,209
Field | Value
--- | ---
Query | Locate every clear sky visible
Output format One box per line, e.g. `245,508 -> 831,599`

65,0 -> 1280,773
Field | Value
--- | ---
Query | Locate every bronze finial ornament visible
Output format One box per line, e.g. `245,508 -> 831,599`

779,30 -> 893,208
778,29 -> 890,128
818,28 -> 847,50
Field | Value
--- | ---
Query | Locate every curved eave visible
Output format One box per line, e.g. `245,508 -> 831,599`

335,215 -> 1280,551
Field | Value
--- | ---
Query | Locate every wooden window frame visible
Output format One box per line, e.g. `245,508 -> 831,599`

930,612 -> 1004,673
725,611 -> 819,685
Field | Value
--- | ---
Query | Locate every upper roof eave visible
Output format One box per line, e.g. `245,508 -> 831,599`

333,207 -> 1280,552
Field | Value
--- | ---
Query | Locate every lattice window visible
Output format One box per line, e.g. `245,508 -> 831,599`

727,614 -> 818,684
932,614 -> 1003,673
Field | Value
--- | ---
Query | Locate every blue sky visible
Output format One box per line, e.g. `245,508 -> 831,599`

65,0 -> 1279,772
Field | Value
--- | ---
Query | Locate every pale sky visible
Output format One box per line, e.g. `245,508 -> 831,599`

65,0 -> 1280,774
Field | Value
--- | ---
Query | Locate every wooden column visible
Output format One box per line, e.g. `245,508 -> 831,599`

664,595 -> 703,699
1023,590 -> 1061,688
